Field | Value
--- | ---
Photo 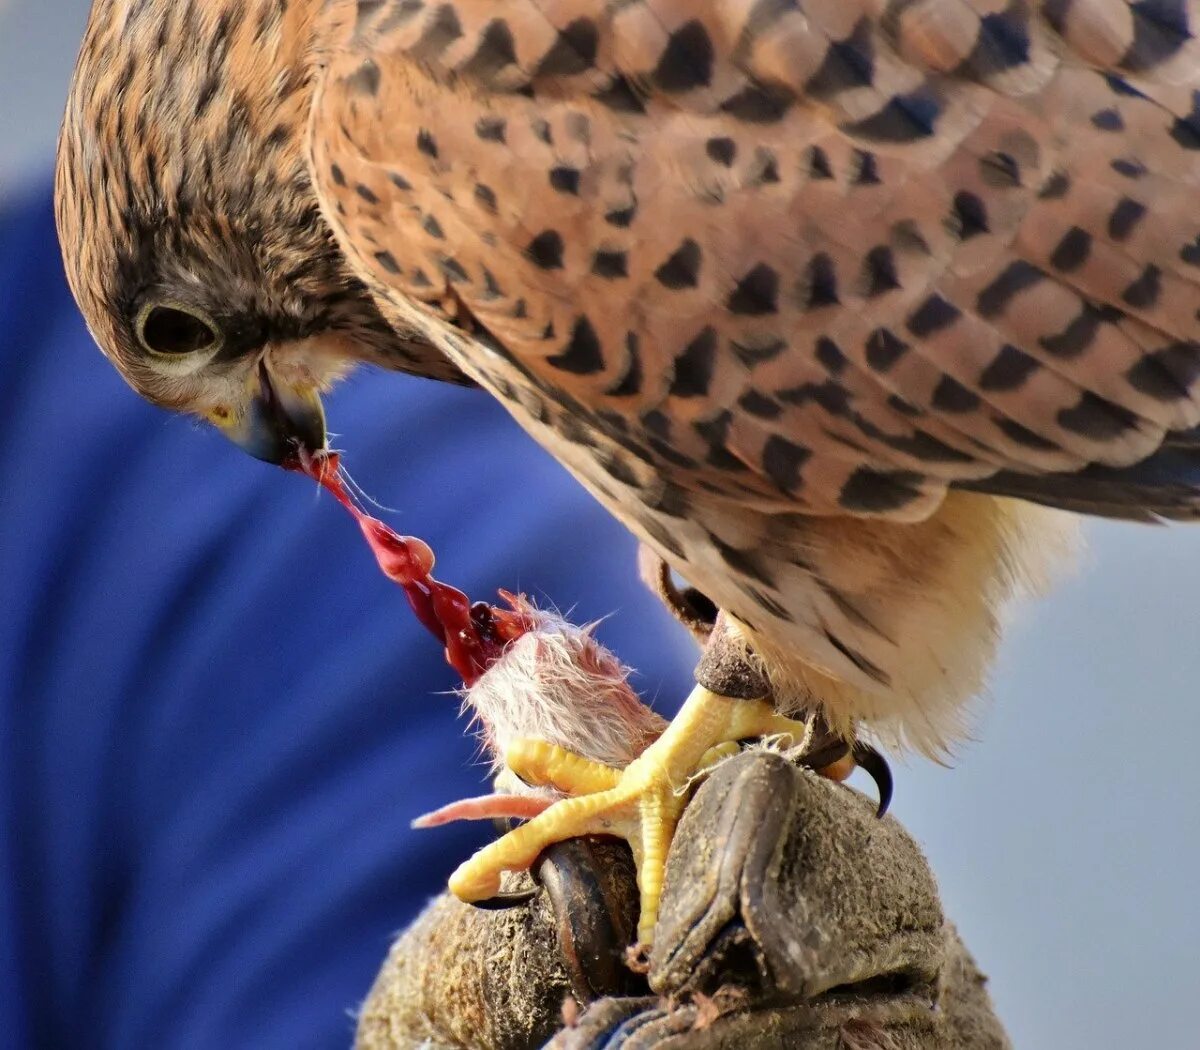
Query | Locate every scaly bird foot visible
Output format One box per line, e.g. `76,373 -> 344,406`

447,684 -> 811,944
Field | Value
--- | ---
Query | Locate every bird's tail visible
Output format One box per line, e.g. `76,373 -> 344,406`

961,426 -> 1200,521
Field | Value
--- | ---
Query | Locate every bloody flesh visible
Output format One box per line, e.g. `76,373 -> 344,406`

288,450 -> 531,684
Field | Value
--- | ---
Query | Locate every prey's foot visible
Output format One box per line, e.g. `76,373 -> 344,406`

448,685 -> 811,944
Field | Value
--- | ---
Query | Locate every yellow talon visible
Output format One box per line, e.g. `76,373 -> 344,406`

697,740 -> 743,772
505,738 -> 621,795
450,686 -> 812,944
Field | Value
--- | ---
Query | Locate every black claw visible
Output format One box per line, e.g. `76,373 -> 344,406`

538,839 -> 645,1002
853,742 -> 894,818
801,739 -> 851,772
468,887 -> 540,910
469,832 -> 545,909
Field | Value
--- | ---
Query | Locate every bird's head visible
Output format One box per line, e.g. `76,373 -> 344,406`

54,0 -> 465,465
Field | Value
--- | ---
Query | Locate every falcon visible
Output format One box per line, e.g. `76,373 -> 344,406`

57,0 -> 1200,942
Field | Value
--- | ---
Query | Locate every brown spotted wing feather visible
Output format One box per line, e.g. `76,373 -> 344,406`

312,0 -> 1200,523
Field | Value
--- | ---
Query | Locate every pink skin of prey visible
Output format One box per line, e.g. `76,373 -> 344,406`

412,793 -> 554,829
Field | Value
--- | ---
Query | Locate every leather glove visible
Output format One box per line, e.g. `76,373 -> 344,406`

355,750 -> 1010,1050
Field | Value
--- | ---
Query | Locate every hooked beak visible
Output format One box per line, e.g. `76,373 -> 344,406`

210,360 -> 327,464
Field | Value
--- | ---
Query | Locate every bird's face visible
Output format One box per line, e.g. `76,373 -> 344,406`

55,180 -> 361,464
54,0 -> 466,465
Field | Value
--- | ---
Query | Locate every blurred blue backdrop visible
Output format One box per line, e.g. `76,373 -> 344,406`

2,3 -> 1198,1047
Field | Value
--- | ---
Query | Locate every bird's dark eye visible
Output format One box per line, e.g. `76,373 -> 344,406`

137,304 -> 221,357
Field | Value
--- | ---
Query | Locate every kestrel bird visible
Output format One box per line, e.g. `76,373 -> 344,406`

57,0 -> 1200,941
